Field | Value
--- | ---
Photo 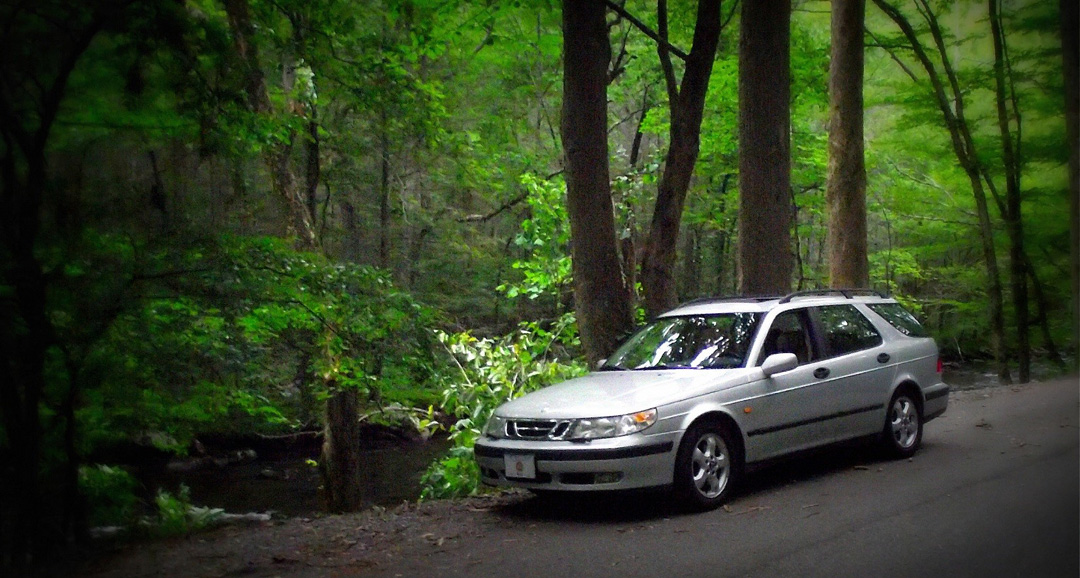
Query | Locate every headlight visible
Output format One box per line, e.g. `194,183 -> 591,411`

568,408 -> 657,440
484,415 -> 507,438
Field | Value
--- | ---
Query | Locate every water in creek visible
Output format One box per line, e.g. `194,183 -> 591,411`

160,436 -> 451,517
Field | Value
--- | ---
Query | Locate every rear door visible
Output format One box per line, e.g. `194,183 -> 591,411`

807,304 -> 892,439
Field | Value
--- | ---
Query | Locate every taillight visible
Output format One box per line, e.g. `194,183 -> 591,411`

936,357 -> 943,373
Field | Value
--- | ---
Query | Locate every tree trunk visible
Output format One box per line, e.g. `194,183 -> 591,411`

989,0 -> 1030,382
1062,0 -> 1079,370
826,0 -> 869,289
679,225 -> 702,298
320,386 -> 363,512
224,0 -> 318,250
379,112 -> 391,269
305,112 -> 320,230
738,0 -> 793,295
1,152 -> 51,568
640,0 -> 721,317
1025,256 -> 1065,367
561,0 -> 634,364
873,0 -> 1010,382
0,6 -> 101,564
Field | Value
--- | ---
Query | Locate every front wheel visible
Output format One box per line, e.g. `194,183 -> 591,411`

673,420 -> 740,511
881,390 -> 923,459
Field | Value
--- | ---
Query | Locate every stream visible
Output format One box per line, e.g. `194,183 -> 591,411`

158,435 -> 451,518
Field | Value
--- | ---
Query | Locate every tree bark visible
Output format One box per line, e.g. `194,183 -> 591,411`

320,387 -> 363,512
379,111 -> 391,269
989,0 -> 1029,382
1062,0 -> 1079,370
826,0 -> 869,289
224,0 -> 318,250
738,0 -> 793,295
561,0 -> 634,364
0,3 -> 103,563
225,0 -> 369,514
640,0 -> 722,317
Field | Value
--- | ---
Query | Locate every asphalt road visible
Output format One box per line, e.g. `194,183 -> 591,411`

374,378 -> 1079,578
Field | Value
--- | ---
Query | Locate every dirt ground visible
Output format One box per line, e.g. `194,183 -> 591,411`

53,490 -> 545,577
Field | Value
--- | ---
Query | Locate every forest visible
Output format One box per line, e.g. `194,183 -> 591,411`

1,0 -> 1077,568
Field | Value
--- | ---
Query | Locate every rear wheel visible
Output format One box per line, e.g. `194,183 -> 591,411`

881,389 -> 923,458
673,420 -> 740,511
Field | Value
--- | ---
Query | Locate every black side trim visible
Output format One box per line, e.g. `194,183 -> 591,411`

473,441 -> 674,461
747,404 -> 884,437
925,387 -> 950,402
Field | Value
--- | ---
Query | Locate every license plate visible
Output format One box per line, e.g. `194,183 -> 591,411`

504,453 -> 536,479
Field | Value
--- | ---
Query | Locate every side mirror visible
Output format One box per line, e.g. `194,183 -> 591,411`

761,353 -> 798,377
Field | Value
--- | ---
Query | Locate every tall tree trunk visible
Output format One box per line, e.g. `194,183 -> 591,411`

561,0 -> 633,365
738,0 -> 793,295
0,6 -> 102,564
225,0 -> 366,514
305,112 -> 320,229
224,0 -> 318,250
640,0 -> 722,317
379,112 -> 391,269
826,0 -> 869,289
320,386 -> 362,512
1062,0 -> 1079,370
1025,256 -> 1065,367
873,0 -> 1010,382
989,0 -> 1030,382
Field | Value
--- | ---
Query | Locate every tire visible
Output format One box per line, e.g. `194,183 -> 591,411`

673,420 -> 741,511
881,389 -> 923,459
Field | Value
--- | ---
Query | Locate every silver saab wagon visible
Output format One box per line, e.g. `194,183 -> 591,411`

474,290 -> 949,510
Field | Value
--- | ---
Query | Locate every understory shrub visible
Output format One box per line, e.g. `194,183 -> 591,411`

420,314 -> 586,499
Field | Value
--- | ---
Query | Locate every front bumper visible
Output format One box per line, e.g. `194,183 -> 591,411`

473,432 -> 679,491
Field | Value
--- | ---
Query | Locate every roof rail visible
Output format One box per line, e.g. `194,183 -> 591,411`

778,288 -> 886,304
678,294 -> 782,307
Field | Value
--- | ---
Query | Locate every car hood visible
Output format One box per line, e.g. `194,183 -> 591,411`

495,368 -> 761,419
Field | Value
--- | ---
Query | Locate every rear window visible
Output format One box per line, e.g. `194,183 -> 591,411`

816,305 -> 883,357
868,303 -> 929,337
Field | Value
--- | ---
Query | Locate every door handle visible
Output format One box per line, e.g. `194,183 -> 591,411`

813,367 -> 830,379
877,353 -> 891,364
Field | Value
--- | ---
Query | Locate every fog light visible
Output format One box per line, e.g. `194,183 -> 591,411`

594,472 -> 622,484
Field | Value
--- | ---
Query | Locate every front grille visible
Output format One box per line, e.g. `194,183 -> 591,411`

507,419 -> 572,440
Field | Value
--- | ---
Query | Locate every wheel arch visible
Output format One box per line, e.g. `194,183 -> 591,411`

888,379 -> 925,414
678,409 -> 746,468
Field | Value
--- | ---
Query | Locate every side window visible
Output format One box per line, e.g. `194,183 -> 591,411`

815,305 -> 882,357
868,303 -> 929,337
760,310 -> 818,365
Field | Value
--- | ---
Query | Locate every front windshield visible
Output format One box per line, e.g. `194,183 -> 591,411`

601,313 -> 761,370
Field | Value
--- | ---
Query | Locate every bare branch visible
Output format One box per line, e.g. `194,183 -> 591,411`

604,0 -> 689,61
657,0 -> 679,104
459,192 -> 529,223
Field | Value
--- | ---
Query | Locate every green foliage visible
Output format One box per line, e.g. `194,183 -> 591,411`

149,485 -> 223,537
77,235 -> 439,457
497,174 -> 573,307
420,316 -> 586,499
79,465 -> 140,527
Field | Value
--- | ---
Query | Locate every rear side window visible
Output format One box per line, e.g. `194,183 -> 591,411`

815,305 -> 883,357
868,303 -> 929,337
